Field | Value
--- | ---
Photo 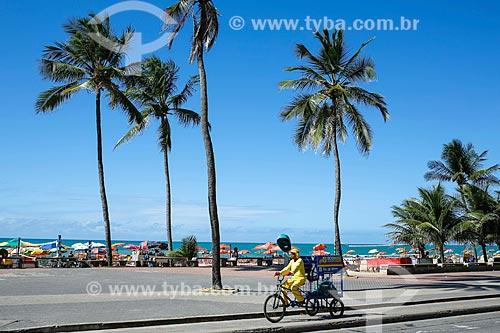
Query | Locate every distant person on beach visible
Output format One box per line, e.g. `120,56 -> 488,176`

232,247 -> 239,258
424,251 -> 430,259
68,251 -> 74,258
273,248 -> 306,305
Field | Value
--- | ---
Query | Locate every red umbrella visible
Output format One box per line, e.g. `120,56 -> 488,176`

239,249 -> 250,254
313,243 -> 327,251
220,249 -> 229,254
124,244 -> 140,250
220,244 -> 230,249
253,242 -> 276,251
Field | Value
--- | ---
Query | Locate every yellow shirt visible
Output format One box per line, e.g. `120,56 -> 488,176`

280,257 -> 305,278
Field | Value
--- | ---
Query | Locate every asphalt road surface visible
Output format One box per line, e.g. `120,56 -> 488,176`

329,311 -> 500,332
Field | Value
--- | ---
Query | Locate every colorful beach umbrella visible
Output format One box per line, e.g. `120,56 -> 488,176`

313,243 -> 327,251
124,244 -> 140,250
312,250 -> 330,256
347,249 -> 356,253
252,242 -> 276,251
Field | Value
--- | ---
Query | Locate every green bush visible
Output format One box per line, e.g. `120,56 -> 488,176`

180,235 -> 198,259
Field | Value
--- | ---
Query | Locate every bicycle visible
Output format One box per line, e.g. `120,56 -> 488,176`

263,275 -> 307,323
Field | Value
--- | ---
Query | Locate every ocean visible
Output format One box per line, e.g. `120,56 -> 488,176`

1,237 -> 498,257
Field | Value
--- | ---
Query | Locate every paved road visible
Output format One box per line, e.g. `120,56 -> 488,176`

1,267 -> 500,332
72,298 -> 500,332
332,311 -> 500,332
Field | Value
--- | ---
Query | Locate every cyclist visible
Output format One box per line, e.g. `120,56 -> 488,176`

273,248 -> 306,305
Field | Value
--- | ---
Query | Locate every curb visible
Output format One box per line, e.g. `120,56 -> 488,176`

4,293 -> 500,333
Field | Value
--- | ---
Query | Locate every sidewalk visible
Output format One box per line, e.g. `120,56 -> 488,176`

1,267 -> 500,332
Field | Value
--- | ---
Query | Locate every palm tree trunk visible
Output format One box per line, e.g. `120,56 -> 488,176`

95,89 -> 112,267
481,243 -> 488,262
439,245 -> 445,264
197,44 -> 222,289
332,129 -> 343,259
163,129 -> 173,252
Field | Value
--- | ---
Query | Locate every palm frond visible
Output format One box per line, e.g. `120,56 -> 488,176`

35,82 -> 82,112
114,109 -> 153,149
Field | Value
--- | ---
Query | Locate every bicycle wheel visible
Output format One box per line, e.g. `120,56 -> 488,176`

328,297 -> 345,318
264,294 -> 286,323
305,297 -> 320,316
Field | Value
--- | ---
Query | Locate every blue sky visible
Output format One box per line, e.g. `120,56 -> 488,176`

1,0 -> 499,244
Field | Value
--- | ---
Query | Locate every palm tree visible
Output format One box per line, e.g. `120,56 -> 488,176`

166,0 -> 222,289
425,139 -> 499,190
36,15 -> 142,266
404,184 -> 460,262
385,201 -> 428,256
456,184 -> 499,261
280,29 -> 389,258
115,56 -> 199,252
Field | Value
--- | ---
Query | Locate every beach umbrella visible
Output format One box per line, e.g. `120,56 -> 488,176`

262,249 -> 274,255
239,249 -> 250,254
444,249 -> 454,254
368,249 -> 379,254
124,244 -> 140,250
378,251 -> 387,255
111,243 -> 125,248
139,241 -> 149,250
252,242 -> 276,251
312,250 -> 330,256
313,243 -> 327,251
220,249 -> 229,254
197,246 -> 208,253
71,243 -> 88,250
347,249 -> 356,253
220,244 -> 230,249
91,242 -> 106,248
149,242 -> 168,250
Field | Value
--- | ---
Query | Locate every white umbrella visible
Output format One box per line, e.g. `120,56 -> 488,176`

91,242 -> 106,248
368,249 -> 379,254
444,249 -> 454,254
71,243 -> 88,250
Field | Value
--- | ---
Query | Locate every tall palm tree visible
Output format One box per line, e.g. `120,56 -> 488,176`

36,15 -> 142,266
404,184 -> 460,262
166,0 -> 223,289
385,202 -> 428,256
280,29 -> 389,258
115,56 -> 199,252
425,139 -> 499,190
